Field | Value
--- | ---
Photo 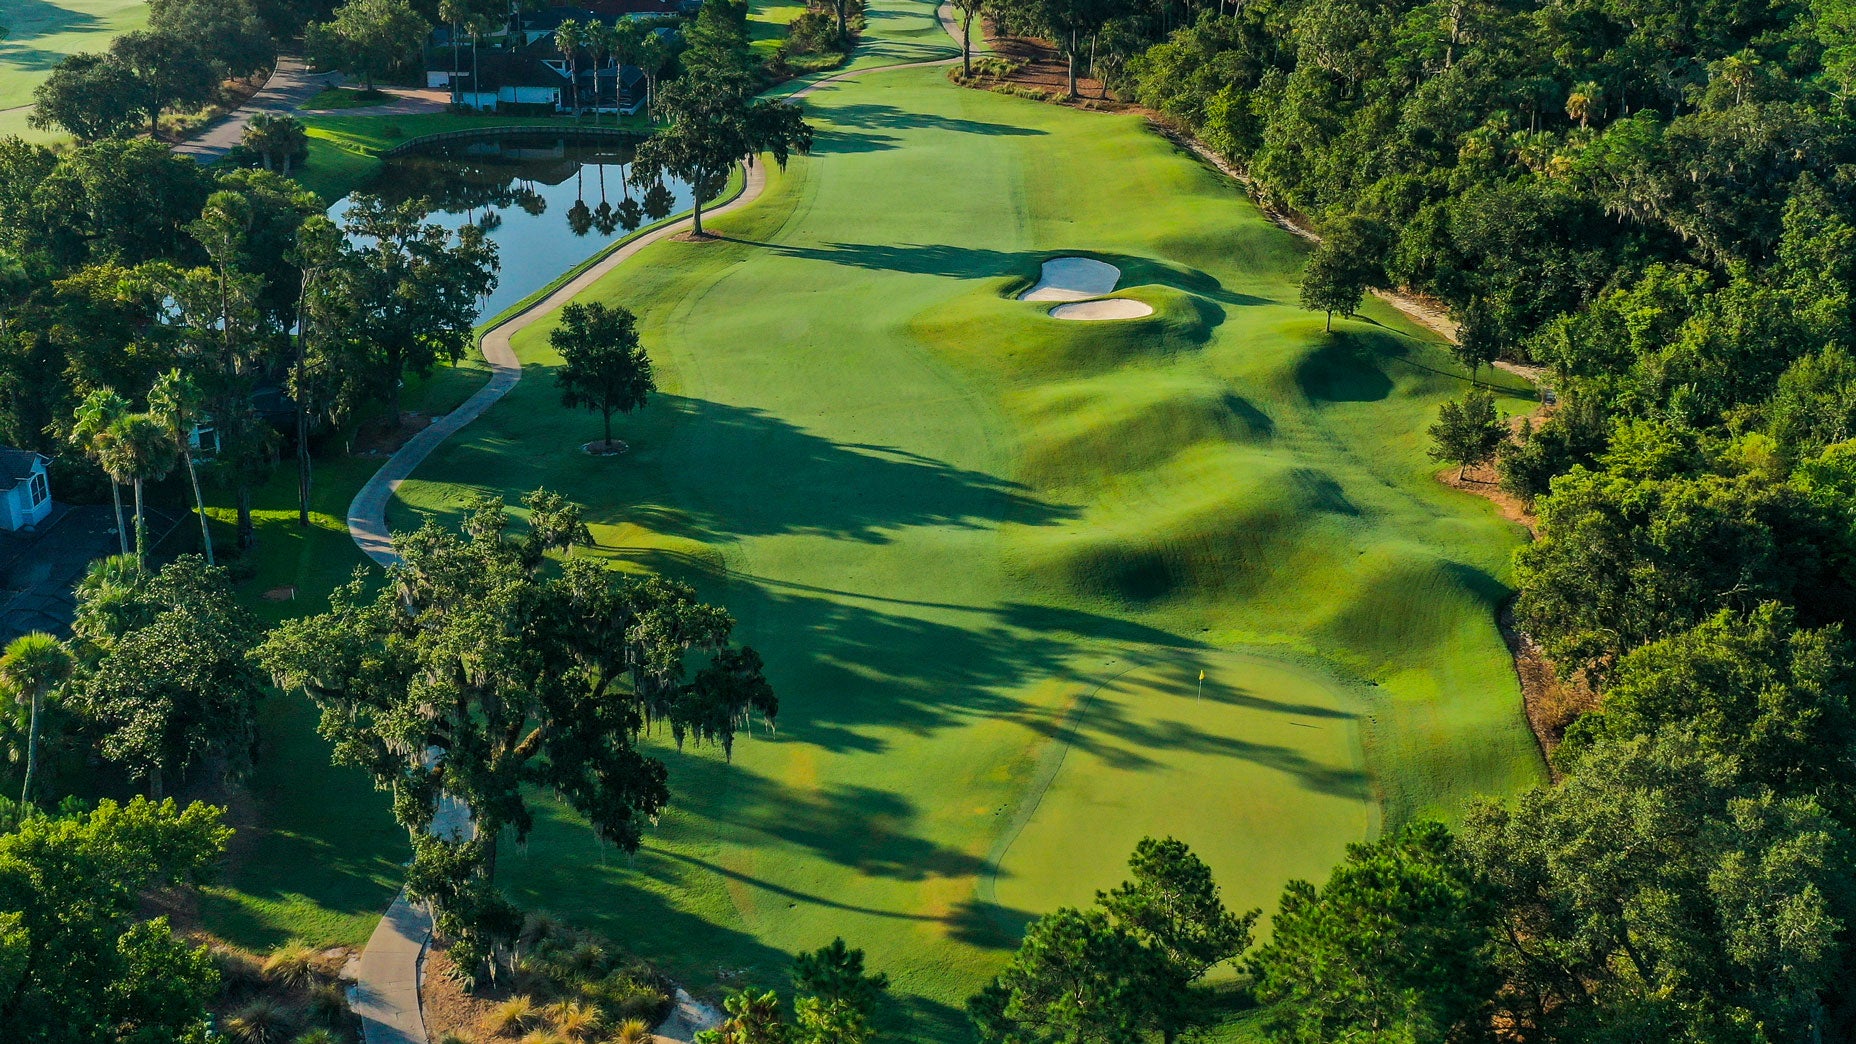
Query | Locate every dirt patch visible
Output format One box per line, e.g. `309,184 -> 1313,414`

1499,605 -> 1598,772
422,947 -> 513,1041
970,25 -> 1127,105
581,439 -> 631,456
262,585 -> 299,601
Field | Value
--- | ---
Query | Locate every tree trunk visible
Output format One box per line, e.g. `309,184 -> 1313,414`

237,484 -> 255,551
132,477 -> 147,566
961,11 -> 973,75
184,448 -> 214,565
20,688 -> 41,806
110,480 -> 129,556
452,25 -> 462,105
603,408 -> 613,448
1325,309 -> 1333,332
836,0 -> 847,42
1067,31 -> 1078,98
149,763 -> 163,801
691,192 -> 704,237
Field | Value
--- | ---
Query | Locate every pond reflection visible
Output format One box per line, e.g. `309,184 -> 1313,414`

330,132 -> 695,320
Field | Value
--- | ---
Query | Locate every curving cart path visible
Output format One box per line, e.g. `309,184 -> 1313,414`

343,42 -> 962,1044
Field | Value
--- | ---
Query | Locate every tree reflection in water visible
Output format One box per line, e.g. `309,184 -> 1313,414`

340,132 -> 697,318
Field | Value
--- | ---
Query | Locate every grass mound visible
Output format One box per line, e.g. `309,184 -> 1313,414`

383,55 -> 1543,1040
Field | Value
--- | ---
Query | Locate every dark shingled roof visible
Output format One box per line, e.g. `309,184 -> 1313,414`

0,448 -> 45,494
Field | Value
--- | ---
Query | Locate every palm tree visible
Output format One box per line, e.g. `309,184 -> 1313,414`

440,0 -> 468,106
72,389 -> 132,557
1566,81 -> 1601,129
73,554 -> 145,646
98,413 -> 174,567
637,29 -> 668,122
149,370 -> 214,566
1717,51 -> 1758,106
554,19 -> 584,116
0,633 -> 72,807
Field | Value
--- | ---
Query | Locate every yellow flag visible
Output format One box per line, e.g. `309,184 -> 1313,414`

1198,669 -> 1205,681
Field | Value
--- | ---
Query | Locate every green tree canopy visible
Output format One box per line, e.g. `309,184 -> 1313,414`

258,492 -> 776,977
552,301 -> 656,451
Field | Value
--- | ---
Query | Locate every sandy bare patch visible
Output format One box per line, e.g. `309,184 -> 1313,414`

1020,257 -> 1121,301
1049,298 -> 1154,320
582,439 -> 630,456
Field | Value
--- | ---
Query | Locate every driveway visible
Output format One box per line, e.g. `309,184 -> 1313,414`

175,56 -> 336,162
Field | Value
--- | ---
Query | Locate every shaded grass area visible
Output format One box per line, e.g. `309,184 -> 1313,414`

394,58 -> 1543,1040
302,86 -> 391,109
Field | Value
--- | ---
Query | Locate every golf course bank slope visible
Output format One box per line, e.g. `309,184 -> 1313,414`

392,48 -> 1545,1042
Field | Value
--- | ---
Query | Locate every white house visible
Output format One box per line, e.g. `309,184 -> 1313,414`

0,447 -> 52,532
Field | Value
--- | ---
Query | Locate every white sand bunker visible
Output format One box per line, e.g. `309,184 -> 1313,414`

1020,257 -> 1122,302
1050,298 -> 1155,321
1019,257 -> 1155,321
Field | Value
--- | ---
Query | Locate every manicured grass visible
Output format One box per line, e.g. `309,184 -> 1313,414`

0,0 -> 148,118
302,86 -> 393,110
393,57 -> 1544,1039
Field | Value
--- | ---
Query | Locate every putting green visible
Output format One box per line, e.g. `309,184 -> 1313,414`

395,38 -> 1544,1039
989,651 -> 1374,936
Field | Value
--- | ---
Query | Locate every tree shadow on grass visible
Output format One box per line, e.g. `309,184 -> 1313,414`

743,240 -> 1272,309
609,394 -> 1080,545
806,102 -> 1047,154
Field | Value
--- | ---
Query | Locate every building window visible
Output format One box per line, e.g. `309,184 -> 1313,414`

28,472 -> 46,506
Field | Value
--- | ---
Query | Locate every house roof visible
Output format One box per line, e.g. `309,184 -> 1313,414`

0,448 -> 46,494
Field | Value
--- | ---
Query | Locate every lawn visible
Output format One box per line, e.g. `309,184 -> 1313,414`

0,0 -> 149,140
389,54 -> 1546,1040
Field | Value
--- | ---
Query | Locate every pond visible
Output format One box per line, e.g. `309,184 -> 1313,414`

328,132 -> 696,321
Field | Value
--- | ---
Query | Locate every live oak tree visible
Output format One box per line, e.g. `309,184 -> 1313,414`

307,0 -> 429,91
0,798 -> 229,1043
69,556 -> 266,799
633,0 -> 811,238
321,194 -> 498,424
1298,214 -> 1387,333
28,55 -> 143,141
110,30 -> 221,139
552,301 -> 656,452
258,492 -> 777,980
1427,388 -> 1506,480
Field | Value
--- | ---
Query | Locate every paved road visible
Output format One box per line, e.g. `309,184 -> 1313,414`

174,56 -> 334,162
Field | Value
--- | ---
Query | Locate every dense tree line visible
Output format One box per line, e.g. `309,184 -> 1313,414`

941,0 -> 1856,1038
33,0 -> 277,141
0,137 -> 496,543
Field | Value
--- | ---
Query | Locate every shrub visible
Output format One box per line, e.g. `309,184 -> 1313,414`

224,999 -> 298,1044
306,982 -> 349,1026
487,995 -> 543,1035
437,1034 -> 478,1044
580,967 -> 671,1024
293,1031 -> 340,1044
262,940 -> 322,988
518,1032 -> 570,1044
785,11 -> 841,54
548,999 -> 603,1040
608,1018 -> 653,1044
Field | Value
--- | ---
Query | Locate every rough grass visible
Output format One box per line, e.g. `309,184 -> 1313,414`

389,59 -> 1544,1039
